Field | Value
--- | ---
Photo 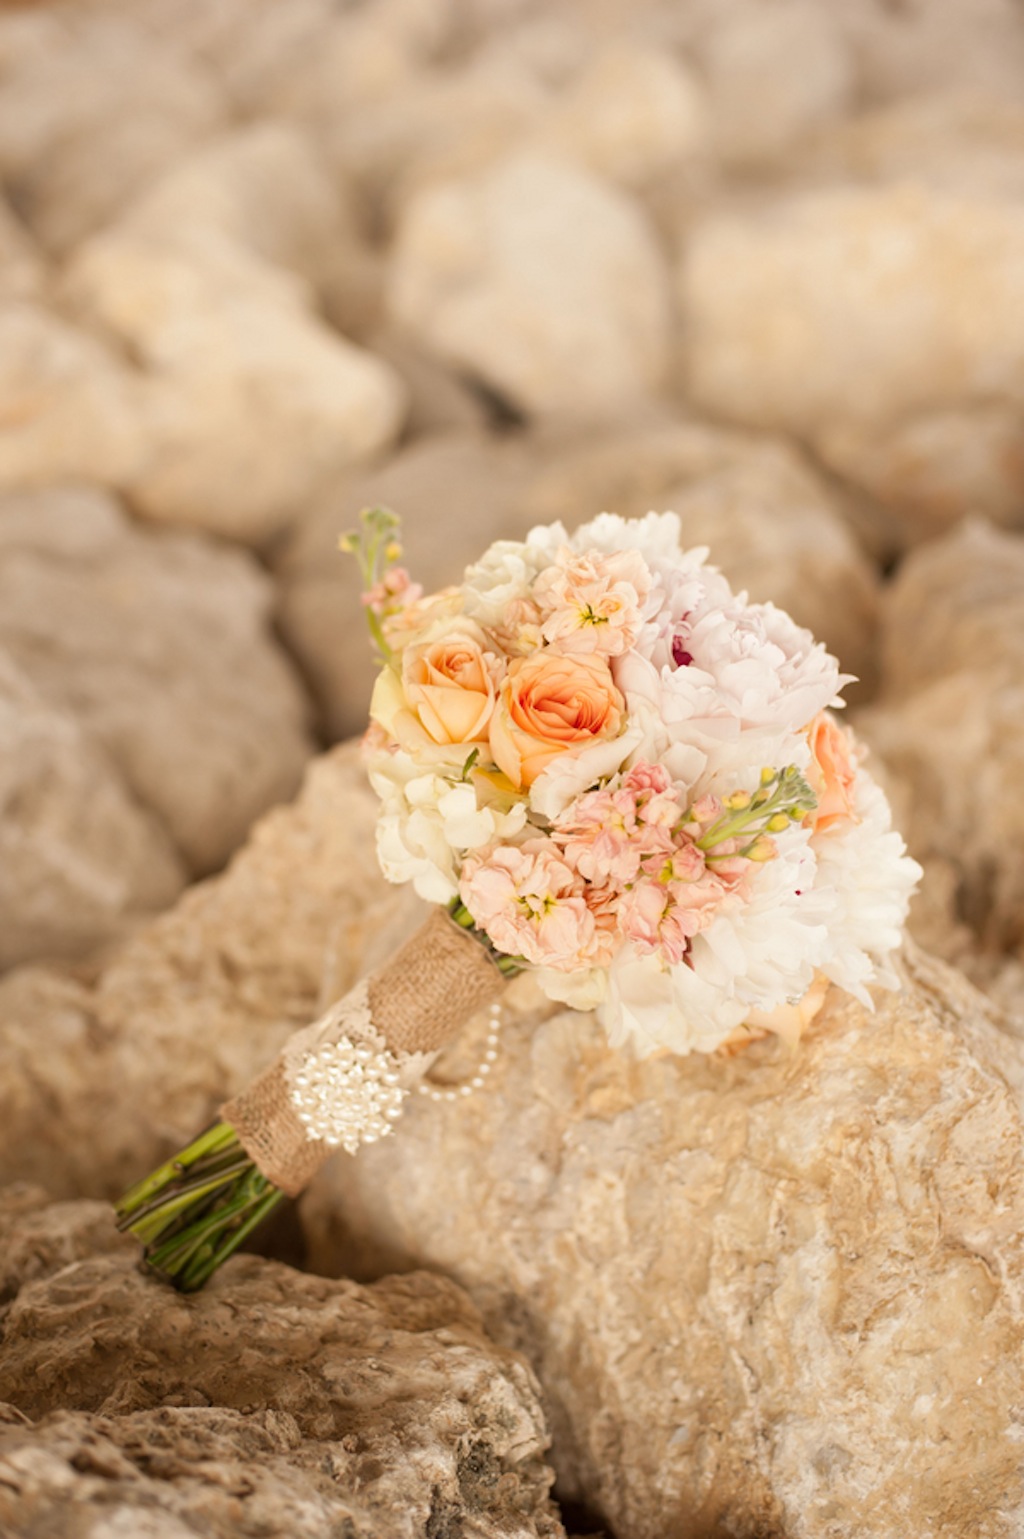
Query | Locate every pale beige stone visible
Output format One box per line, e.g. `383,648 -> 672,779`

0,13 -> 224,254
65,229 -> 405,544
804,93 -> 1024,202
0,200 -> 44,302
389,152 -> 673,421
0,651 -> 184,972
328,55 -> 548,218
110,121 -> 383,342
0,1192 -> 563,1539
697,1 -> 854,168
303,946 -> 1024,1539
683,184 -> 1024,539
844,0 -> 1024,105
0,745 -> 407,1196
855,521 -> 1024,955
542,44 -> 709,188
0,486 -> 314,875
5,734 -> 1021,1533
876,519 -> 1024,699
0,302 -> 149,493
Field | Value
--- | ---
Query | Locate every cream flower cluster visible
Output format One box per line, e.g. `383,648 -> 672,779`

360,512 -> 920,1056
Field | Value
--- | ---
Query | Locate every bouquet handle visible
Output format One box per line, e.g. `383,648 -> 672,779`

223,906 -> 506,1195
116,906 -> 508,1288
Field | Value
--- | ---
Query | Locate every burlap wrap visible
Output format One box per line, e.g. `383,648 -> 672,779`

221,908 -> 505,1196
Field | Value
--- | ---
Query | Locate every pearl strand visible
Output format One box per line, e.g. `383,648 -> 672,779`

417,1000 -> 503,1103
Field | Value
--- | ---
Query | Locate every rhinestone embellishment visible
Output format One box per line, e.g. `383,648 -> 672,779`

290,1038 -> 407,1153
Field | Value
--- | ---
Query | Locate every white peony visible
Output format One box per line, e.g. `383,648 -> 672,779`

600,826 -> 834,1055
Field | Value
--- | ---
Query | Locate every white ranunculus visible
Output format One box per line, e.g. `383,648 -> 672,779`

462,531 -> 562,626
367,749 -> 527,904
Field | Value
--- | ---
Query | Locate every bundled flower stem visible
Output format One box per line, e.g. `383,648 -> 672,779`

115,903 -> 517,1290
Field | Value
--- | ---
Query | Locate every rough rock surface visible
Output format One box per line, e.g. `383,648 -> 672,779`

64,153 -> 405,543
0,10 -> 225,254
389,152 -> 673,421
696,1 -> 853,168
0,1191 -> 563,1539
303,947 -> 1024,1539
0,485 -> 314,876
855,521 -> 1024,954
682,184 -> 1024,542
0,745 -> 405,1197
4,736 -> 1023,1536
0,301 -> 148,492
0,651 -> 184,971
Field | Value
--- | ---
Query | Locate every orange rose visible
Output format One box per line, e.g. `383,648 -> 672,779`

489,651 -> 625,789
806,711 -> 858,831
401,625 -> 501,746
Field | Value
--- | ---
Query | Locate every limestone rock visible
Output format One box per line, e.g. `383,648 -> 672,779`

328,55 -> 548,220
845,0 -> 1024,106
302,946 -> 1024,1539
682,184 -> 1024,541
855,522 -> 1024,953
275,432 -> 543,738
0,485 -> 314,875
541,43 -> 708,189
696,1 -> 854,168
107,121 -> 384,343
876,519 -> 1024,700
0,200 -> 44,302
0,650 -> 184,972
804,94 -> 1024,203
0,744 -> 407,1197
0,12 -> 224,254
388,152 -> 673,422
0,302 -> 149,493
0,1193 -> 563,1539
65,212 -> 404,545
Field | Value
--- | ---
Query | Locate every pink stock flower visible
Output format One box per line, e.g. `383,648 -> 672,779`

459,839 -> 608,970
362,567 -> 423,617
534,547 -> 651,657
618,850 -> 734,965
553,763 -> 682,887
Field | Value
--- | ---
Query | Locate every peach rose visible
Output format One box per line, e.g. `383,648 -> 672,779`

401,624 -> 502,746
806,711 -> 859,831
489,651 -> 625,789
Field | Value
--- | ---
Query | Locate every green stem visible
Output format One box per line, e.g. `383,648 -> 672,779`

115,1122 -> 285,1293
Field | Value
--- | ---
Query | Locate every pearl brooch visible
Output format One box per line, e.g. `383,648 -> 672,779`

290,1037 -> 407,1153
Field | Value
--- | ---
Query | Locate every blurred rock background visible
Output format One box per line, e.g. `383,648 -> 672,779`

2,1 -> 1024,1535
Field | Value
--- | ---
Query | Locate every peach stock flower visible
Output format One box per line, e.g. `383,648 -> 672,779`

534,547 -> 650,656
806,712 -> 859,832
489,651 -> 625,789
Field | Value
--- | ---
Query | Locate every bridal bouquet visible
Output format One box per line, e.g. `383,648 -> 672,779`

116,508 -> 920,1288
